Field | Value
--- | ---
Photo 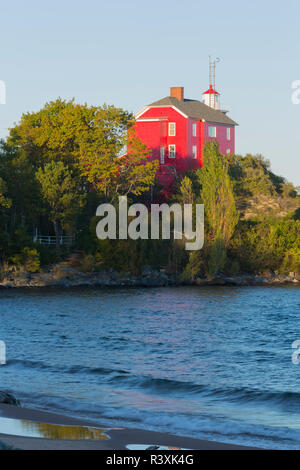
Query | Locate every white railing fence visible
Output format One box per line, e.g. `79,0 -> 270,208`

33,235 -> 75,246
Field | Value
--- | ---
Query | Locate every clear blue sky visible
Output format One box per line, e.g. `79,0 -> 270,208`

0,0 -> 300,185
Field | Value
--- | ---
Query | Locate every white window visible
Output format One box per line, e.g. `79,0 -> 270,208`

160,146 -> 165,164
227,127 -> 231,140
168,122 -> 176,136
168,144 -> 176,159
192,145 -> 197,159
226,148 -> 231,155
208,126 -> 216,138
192,123 -> 197,137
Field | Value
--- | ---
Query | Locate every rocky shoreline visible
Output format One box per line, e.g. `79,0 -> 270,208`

0,264 -> 300,289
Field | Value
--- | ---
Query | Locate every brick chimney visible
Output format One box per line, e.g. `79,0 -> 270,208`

170,87 -> 184,101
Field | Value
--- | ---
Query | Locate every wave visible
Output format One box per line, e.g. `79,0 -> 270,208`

6,359 -> 300,410
100,405 -> 300,448
7,359 -> 129,376
10,389 -> 300,450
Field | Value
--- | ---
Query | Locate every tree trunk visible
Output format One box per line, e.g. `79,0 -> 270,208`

53,220 -> 60,252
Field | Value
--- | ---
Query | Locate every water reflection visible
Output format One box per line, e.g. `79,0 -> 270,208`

0,417 -> 108,440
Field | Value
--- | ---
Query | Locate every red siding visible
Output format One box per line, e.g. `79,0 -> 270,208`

134,105 -> 235,187
136,107 -> 187,173
204,122 -> 235,156
186,119 -> 203,170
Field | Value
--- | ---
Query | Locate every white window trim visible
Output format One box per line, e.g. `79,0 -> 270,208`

192,123 -> 197,137
168,144 -> 176,159
137,118 -> 168,122
208,125 -> 216,138
226,148 -> 231,155
135,105 -> 188,119
192,145 -> 197,159
168,122 -> 176,136
227,127 -> 231,140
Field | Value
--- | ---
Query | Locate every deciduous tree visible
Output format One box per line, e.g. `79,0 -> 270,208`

36,161 -> 85,249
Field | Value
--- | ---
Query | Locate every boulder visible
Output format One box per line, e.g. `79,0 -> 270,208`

261,270 -> 275,279
0,391 -> 20,407
141,265 -> 154,276
0,441 -> 14,450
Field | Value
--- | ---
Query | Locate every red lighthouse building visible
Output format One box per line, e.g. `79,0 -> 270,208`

134,86 -> 237,188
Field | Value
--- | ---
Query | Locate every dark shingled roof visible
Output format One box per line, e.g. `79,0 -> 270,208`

147,96 -> 238,126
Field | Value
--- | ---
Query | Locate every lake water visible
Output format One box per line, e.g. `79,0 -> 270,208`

1,285 -> 300,449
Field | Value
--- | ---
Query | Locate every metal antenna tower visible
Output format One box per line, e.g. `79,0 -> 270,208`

208,56 -> 220,108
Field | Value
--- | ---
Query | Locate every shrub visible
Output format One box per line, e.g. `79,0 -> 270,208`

10,247 -> 40,273
280,248 -> 300,274
79,254 -> 96,273
208,238 -> 227,278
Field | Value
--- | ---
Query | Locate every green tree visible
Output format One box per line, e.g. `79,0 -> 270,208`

80,127 -> 158,201
197,141 -> 239,246
36,161 -> 85,249
0,177 -> 11,209
230,153 -> 284,198
178,176 -> 194,204
196,142 -> 238,277
8,99 -> 158,202
208,238 -> 227,277
8,99 -> 132,166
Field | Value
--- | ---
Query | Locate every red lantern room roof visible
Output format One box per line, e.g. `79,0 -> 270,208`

203,85 -> 219,95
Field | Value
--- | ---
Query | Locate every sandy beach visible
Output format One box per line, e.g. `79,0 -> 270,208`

0,403 -> 258,450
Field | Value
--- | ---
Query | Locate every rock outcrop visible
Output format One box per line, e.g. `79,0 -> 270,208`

0,265 -> 299,289
0,265 -> 177,289
0,391 -> 20,407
